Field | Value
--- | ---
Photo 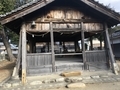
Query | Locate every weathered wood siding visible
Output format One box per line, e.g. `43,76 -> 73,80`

85,50 -> 107,62
26,53 -> 52,75
26,7 -> 103,31
84,23 -> 103,32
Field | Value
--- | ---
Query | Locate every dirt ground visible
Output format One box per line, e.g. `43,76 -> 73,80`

0,60 -> 15,84
41,82 -> 120,90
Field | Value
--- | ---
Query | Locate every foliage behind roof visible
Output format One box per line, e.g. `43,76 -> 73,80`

0,0 -> 42,17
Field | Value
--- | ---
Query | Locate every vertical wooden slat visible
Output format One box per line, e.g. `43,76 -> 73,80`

104,23 -> 118,75
21,23 -> 27,84
81,22 -> 87,70
50,22 -> 55,72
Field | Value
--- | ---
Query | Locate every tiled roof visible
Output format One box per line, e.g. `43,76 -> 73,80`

0,0 -> 120,18
0,0 -> 41,18
90,0 -> 120,16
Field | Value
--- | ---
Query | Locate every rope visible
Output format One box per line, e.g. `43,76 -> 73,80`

26,31 -> 49,37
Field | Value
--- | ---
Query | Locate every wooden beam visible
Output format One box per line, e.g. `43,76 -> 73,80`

81,22 -> 87,70
1,0 -> 55,24
104,23 -> 119,75
27,29 -> 103,32
12,30 -> 22,78
21,23 -> 27,84
27,29 -> 80,32
26,30 -> 50,33
50,22 -> 55,72
53,28 -> 80,30
55,53 -> 82,56
103,31 -> 110,68
35,19 -> 102,23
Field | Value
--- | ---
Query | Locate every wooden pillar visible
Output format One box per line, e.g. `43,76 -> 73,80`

50,22 -> 55,72
103,32 -> 110,68
28,37 -> 33,53
75,41 -> 80,52
74,41 -> 77,52
81,22 -> 87,70
104,23 -> 118,75
12,31 -> 22,78
60,41 -> 62,53
21,23 -> 27,84
100,33 -> 102,50
47,42 -> 49,52
90,36 -> 93,50
63,42 -> 65,52
33,41 -> 36,53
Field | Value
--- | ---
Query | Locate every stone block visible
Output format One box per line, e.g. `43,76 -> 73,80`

67,82 -> 86,88
82,76 -> 91,80
42,79 -> 55,83
91,75 -> 100,79
82,79 -> 95,84
61,71 -> 81,77
30,81 -> 42,85
66,77 -> 82,83
55,78 -> 65,82
42,80 -> 50,83
100,75 -> 109,78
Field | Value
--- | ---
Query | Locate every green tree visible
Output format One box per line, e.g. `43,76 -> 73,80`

15,0 -> 32,8
0,0 -> 16,61
6,29 -> 19,45
110,25 -> 120,33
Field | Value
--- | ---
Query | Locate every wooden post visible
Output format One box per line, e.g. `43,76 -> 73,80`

60,41 -> 62,53
104,32 -> 110,68
21,23 -> 27,84
33,41 -> 36,53
12,31 -> 22,78
50,22 -> 55,72
74,41 -> 77,52
75,41 -> 80,52
104,23 -> 119,75
29,39 -> 32,53
81,22 -> 87,70
100,33 -> 102,50
90,36 -> 93,50
47,42 -> 49,52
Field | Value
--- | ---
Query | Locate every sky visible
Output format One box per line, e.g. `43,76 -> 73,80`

96,0 -> 120,12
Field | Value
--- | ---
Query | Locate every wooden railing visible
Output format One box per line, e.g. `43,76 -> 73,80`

27,53 -> 52,68
85,50 -> 107,63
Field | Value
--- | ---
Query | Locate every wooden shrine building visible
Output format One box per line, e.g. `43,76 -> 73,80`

0,0 -> 120,84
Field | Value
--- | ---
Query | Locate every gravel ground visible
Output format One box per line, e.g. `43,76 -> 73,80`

40,82 -> 120,90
